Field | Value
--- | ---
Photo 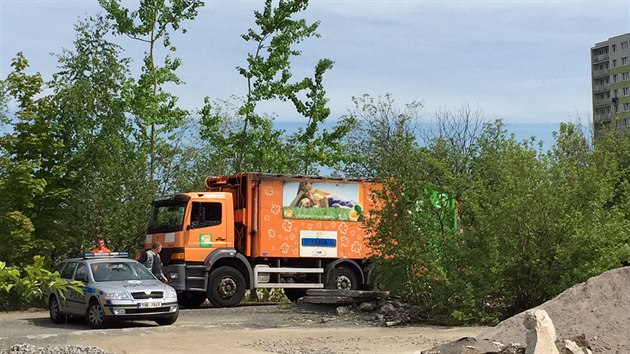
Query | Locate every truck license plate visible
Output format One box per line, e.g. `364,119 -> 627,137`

138,301 -> 161,308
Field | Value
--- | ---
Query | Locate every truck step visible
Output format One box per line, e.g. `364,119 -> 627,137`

186,265 -> 207,270
187,287 -> 206,292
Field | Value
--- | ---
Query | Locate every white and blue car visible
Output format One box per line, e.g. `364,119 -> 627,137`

46,252 -> 179,328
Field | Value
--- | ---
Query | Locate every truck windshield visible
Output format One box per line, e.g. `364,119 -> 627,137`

147,202 -> 187,233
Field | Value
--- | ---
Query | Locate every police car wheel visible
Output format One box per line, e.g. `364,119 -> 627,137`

86,299 -> 107,329
48,295 -> 65,324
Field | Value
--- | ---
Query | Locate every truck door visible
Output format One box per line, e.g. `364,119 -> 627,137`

188,201 -> 229,252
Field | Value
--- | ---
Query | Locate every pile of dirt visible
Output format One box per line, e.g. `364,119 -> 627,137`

478,266 -> 630,353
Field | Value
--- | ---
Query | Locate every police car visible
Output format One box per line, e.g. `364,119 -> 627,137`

46,252 -> 179,328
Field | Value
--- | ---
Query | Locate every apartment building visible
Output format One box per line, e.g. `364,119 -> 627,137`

591,33 -> 630,136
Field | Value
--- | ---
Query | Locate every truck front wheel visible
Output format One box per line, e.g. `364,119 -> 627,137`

207,266 -> 246,307
328,266 -> 359,291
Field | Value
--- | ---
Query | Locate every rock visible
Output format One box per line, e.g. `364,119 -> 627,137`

380,302 -> 397,317
568,334 -> 590,350
559,339 -> 585,354
336,306 -> 351,315
358,302 -> 376,311
301,295 -> 355,305
498,343 -> 526,354
523,309 -> 559,354
420,337 -> 500,354
306,289 -> 389,299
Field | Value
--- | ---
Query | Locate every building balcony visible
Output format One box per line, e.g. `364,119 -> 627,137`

593,98 -> 611,107
592,53 -> 609,63
592,69 -> 610,78
593,84 -> 609,93
593,113 -> 611,122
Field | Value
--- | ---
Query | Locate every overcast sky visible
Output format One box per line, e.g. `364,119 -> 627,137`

1,0 -> 630,129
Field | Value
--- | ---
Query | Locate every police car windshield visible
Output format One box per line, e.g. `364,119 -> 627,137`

91,261 -> 156,282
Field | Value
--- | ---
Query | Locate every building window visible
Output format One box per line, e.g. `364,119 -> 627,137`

613,59 -> 617,68
623,57 -> 628,65
624,87 -> 629,96
624,103 -> 630,111
613,74 -> 618,83
623,73 -> 630,81
613,44 -> 617,52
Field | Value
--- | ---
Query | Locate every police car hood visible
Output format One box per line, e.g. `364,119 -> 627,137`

97,279 -> 170,293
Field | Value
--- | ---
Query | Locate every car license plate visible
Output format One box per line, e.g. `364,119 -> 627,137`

138,301 -> 161,308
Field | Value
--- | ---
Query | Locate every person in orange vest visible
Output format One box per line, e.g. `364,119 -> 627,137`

91,237 -> 112,253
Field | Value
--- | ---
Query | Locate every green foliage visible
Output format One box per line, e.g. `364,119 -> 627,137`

357,96 -> 630,325
51,15 -> 155,255
200,0 -> 352,175
99,0 -> 204,180
0,53 -> 70,266
0,256 -> 83,311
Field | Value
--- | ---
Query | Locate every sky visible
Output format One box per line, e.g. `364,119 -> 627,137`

1,0 -> 630,145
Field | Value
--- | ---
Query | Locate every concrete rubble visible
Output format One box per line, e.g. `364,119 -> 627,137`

420,309 -> 592,354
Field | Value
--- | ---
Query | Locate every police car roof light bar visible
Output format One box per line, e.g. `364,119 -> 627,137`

82,252 -> 129,259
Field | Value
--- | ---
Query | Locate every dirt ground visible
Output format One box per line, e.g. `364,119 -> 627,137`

0,303 -> 489,354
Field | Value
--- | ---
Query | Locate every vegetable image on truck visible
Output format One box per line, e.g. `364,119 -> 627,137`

144,173 -> 381,308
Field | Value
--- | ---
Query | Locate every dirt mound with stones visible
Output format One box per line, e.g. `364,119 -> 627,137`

478,266 -> 630,353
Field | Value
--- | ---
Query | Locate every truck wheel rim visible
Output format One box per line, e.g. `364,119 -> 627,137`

218,277 -> 237,298
336,275 -> 352,290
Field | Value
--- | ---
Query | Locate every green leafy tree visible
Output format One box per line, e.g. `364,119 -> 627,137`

462,121 -> 630,318
51,16 -> 154,255
341,94 -> 422,179
0,53 -> 67,265
99,0 -> 204,181
201,0 -> 352,175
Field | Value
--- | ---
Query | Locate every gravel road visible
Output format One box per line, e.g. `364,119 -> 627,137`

0,304 -> 489,354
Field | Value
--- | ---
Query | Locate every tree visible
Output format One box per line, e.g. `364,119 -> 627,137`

201,0 -> 353,175
340,94 -> 422,179
0,53 -> 65,265
51,15 -> 154,255
99,0 -> 204,181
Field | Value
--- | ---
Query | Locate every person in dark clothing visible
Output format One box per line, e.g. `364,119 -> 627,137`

138,242 -> 167,283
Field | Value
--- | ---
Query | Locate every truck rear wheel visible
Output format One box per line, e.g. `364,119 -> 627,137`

207,266 -> 246,307
328,266 -> 359,291
178,291 -> 207,309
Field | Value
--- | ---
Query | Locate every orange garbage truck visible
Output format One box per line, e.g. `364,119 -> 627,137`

144,173 -> 380,308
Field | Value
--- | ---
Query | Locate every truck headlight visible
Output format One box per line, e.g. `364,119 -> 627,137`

105,292 -> 130,300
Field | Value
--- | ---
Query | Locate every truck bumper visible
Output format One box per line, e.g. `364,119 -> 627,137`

164,264 -> 186,291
